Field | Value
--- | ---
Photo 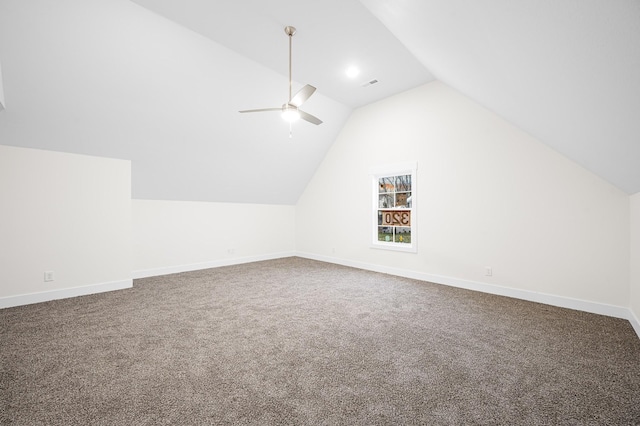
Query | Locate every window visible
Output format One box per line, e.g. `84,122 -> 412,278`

371,162 -> 417,252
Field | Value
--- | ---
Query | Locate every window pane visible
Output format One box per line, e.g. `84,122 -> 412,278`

378,226 -> 394,242
379,194 -> 394,208
395,192 -> 409,208
379,210 -> 411,226
395,227 -> 411,243
396,175 -> 411,191
379,177 -> 395,193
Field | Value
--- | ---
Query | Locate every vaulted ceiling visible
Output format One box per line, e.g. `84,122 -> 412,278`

0,0 -> 638,203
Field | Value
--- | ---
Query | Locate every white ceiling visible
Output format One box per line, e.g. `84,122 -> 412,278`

130,0 -> 435,109
0,0 -> 638,202
0,61 -> 5,111
362,0 -> 640,194
133,0 -> 640,194
0,0 -> 354,204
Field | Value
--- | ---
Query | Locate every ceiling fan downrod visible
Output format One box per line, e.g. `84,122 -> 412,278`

285,26 -> 296,102
238,25 -> 322,127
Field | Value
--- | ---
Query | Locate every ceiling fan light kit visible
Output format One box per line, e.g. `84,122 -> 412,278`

281,105 -> 300,123
239,26 -> 323,132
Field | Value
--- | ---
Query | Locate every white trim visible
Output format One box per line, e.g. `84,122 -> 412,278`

630,309 -> 640,339
370,240 -> 417,253
3,253 -> 638,341
371,162 -> 417,253
0,279 -> 133,309
132,251 -> 296,279
297,252 -> 639,337
370,161 -> 418,176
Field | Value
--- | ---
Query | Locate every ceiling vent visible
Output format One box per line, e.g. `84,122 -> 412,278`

361,79 -> 379,87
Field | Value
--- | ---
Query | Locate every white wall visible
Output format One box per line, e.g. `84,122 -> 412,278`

0,146 -> 296,305
297,81 -> 630,315
631,193 -> 640,331
133,200 -> 295,277
0,145 -> 131,308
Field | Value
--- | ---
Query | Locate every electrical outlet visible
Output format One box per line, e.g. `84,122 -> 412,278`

44,271 -> 55,282
485,267 -> 492,277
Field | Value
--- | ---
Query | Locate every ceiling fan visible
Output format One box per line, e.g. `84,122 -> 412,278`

239,26 -> 323,128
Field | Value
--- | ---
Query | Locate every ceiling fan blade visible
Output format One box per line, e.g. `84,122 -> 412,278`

240,28 -> 323,128
289,84 -> 316,107
239,107 -> 281,113
299,109 -> 323,125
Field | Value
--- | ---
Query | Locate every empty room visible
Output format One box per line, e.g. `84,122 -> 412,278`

1,0 -> 639,424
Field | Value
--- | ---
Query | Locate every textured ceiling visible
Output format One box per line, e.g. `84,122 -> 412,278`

0,0 -> 638,202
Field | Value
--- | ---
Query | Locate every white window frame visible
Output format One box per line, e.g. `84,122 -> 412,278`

370,162 -> 417,253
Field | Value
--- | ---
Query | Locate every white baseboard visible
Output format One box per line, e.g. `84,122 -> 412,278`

132,251 -> 296,279
630,309 -> 640,338
297,252 -> 640,338
5,252 -> 639,341
0,279 -> 133,309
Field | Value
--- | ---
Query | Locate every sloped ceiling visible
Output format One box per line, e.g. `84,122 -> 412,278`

0,61 -> 5,111
0,0 -> 357,204
129,0 -> 434,109
360,0 -> 640,194
0,0 -> 638,203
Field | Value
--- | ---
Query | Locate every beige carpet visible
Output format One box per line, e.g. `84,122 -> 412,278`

2,257 -> 639,425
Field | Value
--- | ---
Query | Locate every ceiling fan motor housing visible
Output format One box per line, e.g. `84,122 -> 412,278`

238,25 -> 322,126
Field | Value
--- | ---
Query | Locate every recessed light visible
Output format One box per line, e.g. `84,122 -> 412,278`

345,66 -> 360,79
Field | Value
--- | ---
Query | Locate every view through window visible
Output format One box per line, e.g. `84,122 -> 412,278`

371,163 -> 417,252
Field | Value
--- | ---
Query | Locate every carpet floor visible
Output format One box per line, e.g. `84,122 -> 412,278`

1,257 -> 639,425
